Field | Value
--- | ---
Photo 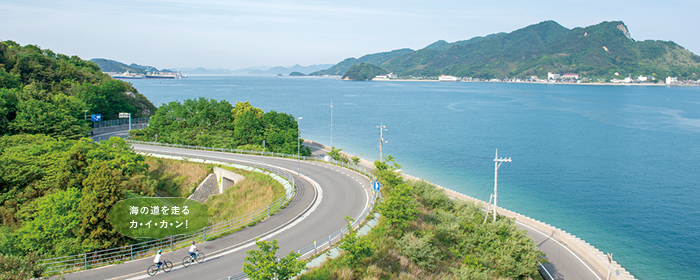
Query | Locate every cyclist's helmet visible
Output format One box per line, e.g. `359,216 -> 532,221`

192,241 -> 195,245
158,250 -> 162,254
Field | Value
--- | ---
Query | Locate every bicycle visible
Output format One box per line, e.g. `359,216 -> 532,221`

147,260 -> 173,276
182,251 -> 206,267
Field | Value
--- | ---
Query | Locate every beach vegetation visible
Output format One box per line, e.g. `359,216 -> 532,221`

299,155 -> 545,280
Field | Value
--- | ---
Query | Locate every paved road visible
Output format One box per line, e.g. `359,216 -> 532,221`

67,133 -> 372,280
88,132 -> 606,280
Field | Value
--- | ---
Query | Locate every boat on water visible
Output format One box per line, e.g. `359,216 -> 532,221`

145,71 -> 186,79
112,71 -> 144,79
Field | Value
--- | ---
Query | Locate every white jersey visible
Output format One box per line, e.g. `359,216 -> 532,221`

189,244 -> 197,253
154,253 -> 162,263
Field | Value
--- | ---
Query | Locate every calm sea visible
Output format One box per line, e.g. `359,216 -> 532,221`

128,76 -> 700,279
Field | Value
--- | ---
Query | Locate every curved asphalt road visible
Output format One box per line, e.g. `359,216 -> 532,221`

66,133 -> 372,280
84,132 -> 608,280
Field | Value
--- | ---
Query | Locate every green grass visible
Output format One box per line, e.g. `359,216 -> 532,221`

205,171 -> 285,225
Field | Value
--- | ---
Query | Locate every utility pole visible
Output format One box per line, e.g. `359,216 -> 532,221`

330,99 -> 333,148
493,149 -> 512,222
297,117 -> 303,176
377,123 -> 387,161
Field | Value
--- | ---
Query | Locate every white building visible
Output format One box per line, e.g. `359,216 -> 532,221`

637,75 -> 648,82
562,73 -> 579,79
438,75 -> 459,82
624,77 -> 633,83
666,76 -> 679,84
374,74 -> 388,80
547,72 -> 560,80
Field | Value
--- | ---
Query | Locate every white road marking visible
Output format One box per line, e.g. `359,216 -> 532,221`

515,220 -> 602,280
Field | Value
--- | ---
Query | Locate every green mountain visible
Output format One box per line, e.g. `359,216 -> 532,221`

89,58 -> 159,74
0,41 -> 156,137
341,63 -> 388,81
318,21 -> 700,80
310,48 -> 413,76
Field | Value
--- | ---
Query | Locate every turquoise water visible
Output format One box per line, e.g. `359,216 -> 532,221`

129,76 -> 700,279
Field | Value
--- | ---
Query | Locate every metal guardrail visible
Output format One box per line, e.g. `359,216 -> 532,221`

118,140 -> 378,280
39,147 -> 298,275
92,117 -> 150,135
218,192 -> 378,280
126,140 -> 376,181
538,261 -> 554,280
93,117 -> 150,128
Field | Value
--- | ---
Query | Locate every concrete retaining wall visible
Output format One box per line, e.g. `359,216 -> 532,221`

187,173 -> 219,203
401,173 -> 636,280
213,166 -> 245,194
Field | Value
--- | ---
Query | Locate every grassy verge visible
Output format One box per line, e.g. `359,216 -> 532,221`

145,156 -> 214,198
205,170 -> 285,225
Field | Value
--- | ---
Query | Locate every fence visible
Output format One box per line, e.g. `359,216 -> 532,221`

39,151 -> 298,275
40,139 -> 377,277
126,141 -> 380,280
92,117 -> 150,135
218,191 -> 378,280
126,140 -> 377,180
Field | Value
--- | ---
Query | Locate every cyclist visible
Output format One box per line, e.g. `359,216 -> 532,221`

154,250 -> 167,270
188,241 -> 201,260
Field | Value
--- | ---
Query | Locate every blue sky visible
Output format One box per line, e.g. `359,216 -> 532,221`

1,0 -> 698,70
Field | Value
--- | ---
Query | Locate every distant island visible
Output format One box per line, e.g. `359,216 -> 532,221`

89,58 -> 163,74
341,63 -> 387,81
312,20 -> 700,83
90,60 -> 332,76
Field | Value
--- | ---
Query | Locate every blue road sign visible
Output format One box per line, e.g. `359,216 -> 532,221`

91,114 -> 102,121
373,181 -> 381,191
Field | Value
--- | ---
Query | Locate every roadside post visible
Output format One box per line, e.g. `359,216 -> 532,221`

119,112 -> 131,131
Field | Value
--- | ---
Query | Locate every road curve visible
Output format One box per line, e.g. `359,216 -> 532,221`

65,139 -> 372,279
84,132 -> 605,280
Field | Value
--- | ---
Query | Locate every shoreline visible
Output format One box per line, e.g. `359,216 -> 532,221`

371,78 -> 695,87
303,139 -> 637,280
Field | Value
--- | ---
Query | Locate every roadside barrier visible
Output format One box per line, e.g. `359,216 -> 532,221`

39,139 -> 377,277
92,117 -> 150,135
218,191 -> 378,280
126,140 -> 376,180
122,140 -> 379,280
39,147 -> 297,275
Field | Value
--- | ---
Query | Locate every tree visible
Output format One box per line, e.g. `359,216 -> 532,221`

10,86 -> 89,139
77,162 -> 129,251
328,147 -> 349,163
0,252 -> 44,280
243,238 -> 307,280
338,218 -> 372,266
15,188 -> 82,256
374,155 -> 404,190
378,182 -> 418,235
351,155 -> 360,166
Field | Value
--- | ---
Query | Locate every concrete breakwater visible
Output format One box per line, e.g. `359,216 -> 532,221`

303,139 -> 636,280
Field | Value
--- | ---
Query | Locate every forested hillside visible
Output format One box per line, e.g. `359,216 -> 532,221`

314,20 -> 700,80
310,48 -> 412,76
89,58 -> 155,74
0,42 -> 160,278
0,40 -> 306,279
341,63 -> 388,81
129,98 -> 310,155
0,41 -> 156,139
